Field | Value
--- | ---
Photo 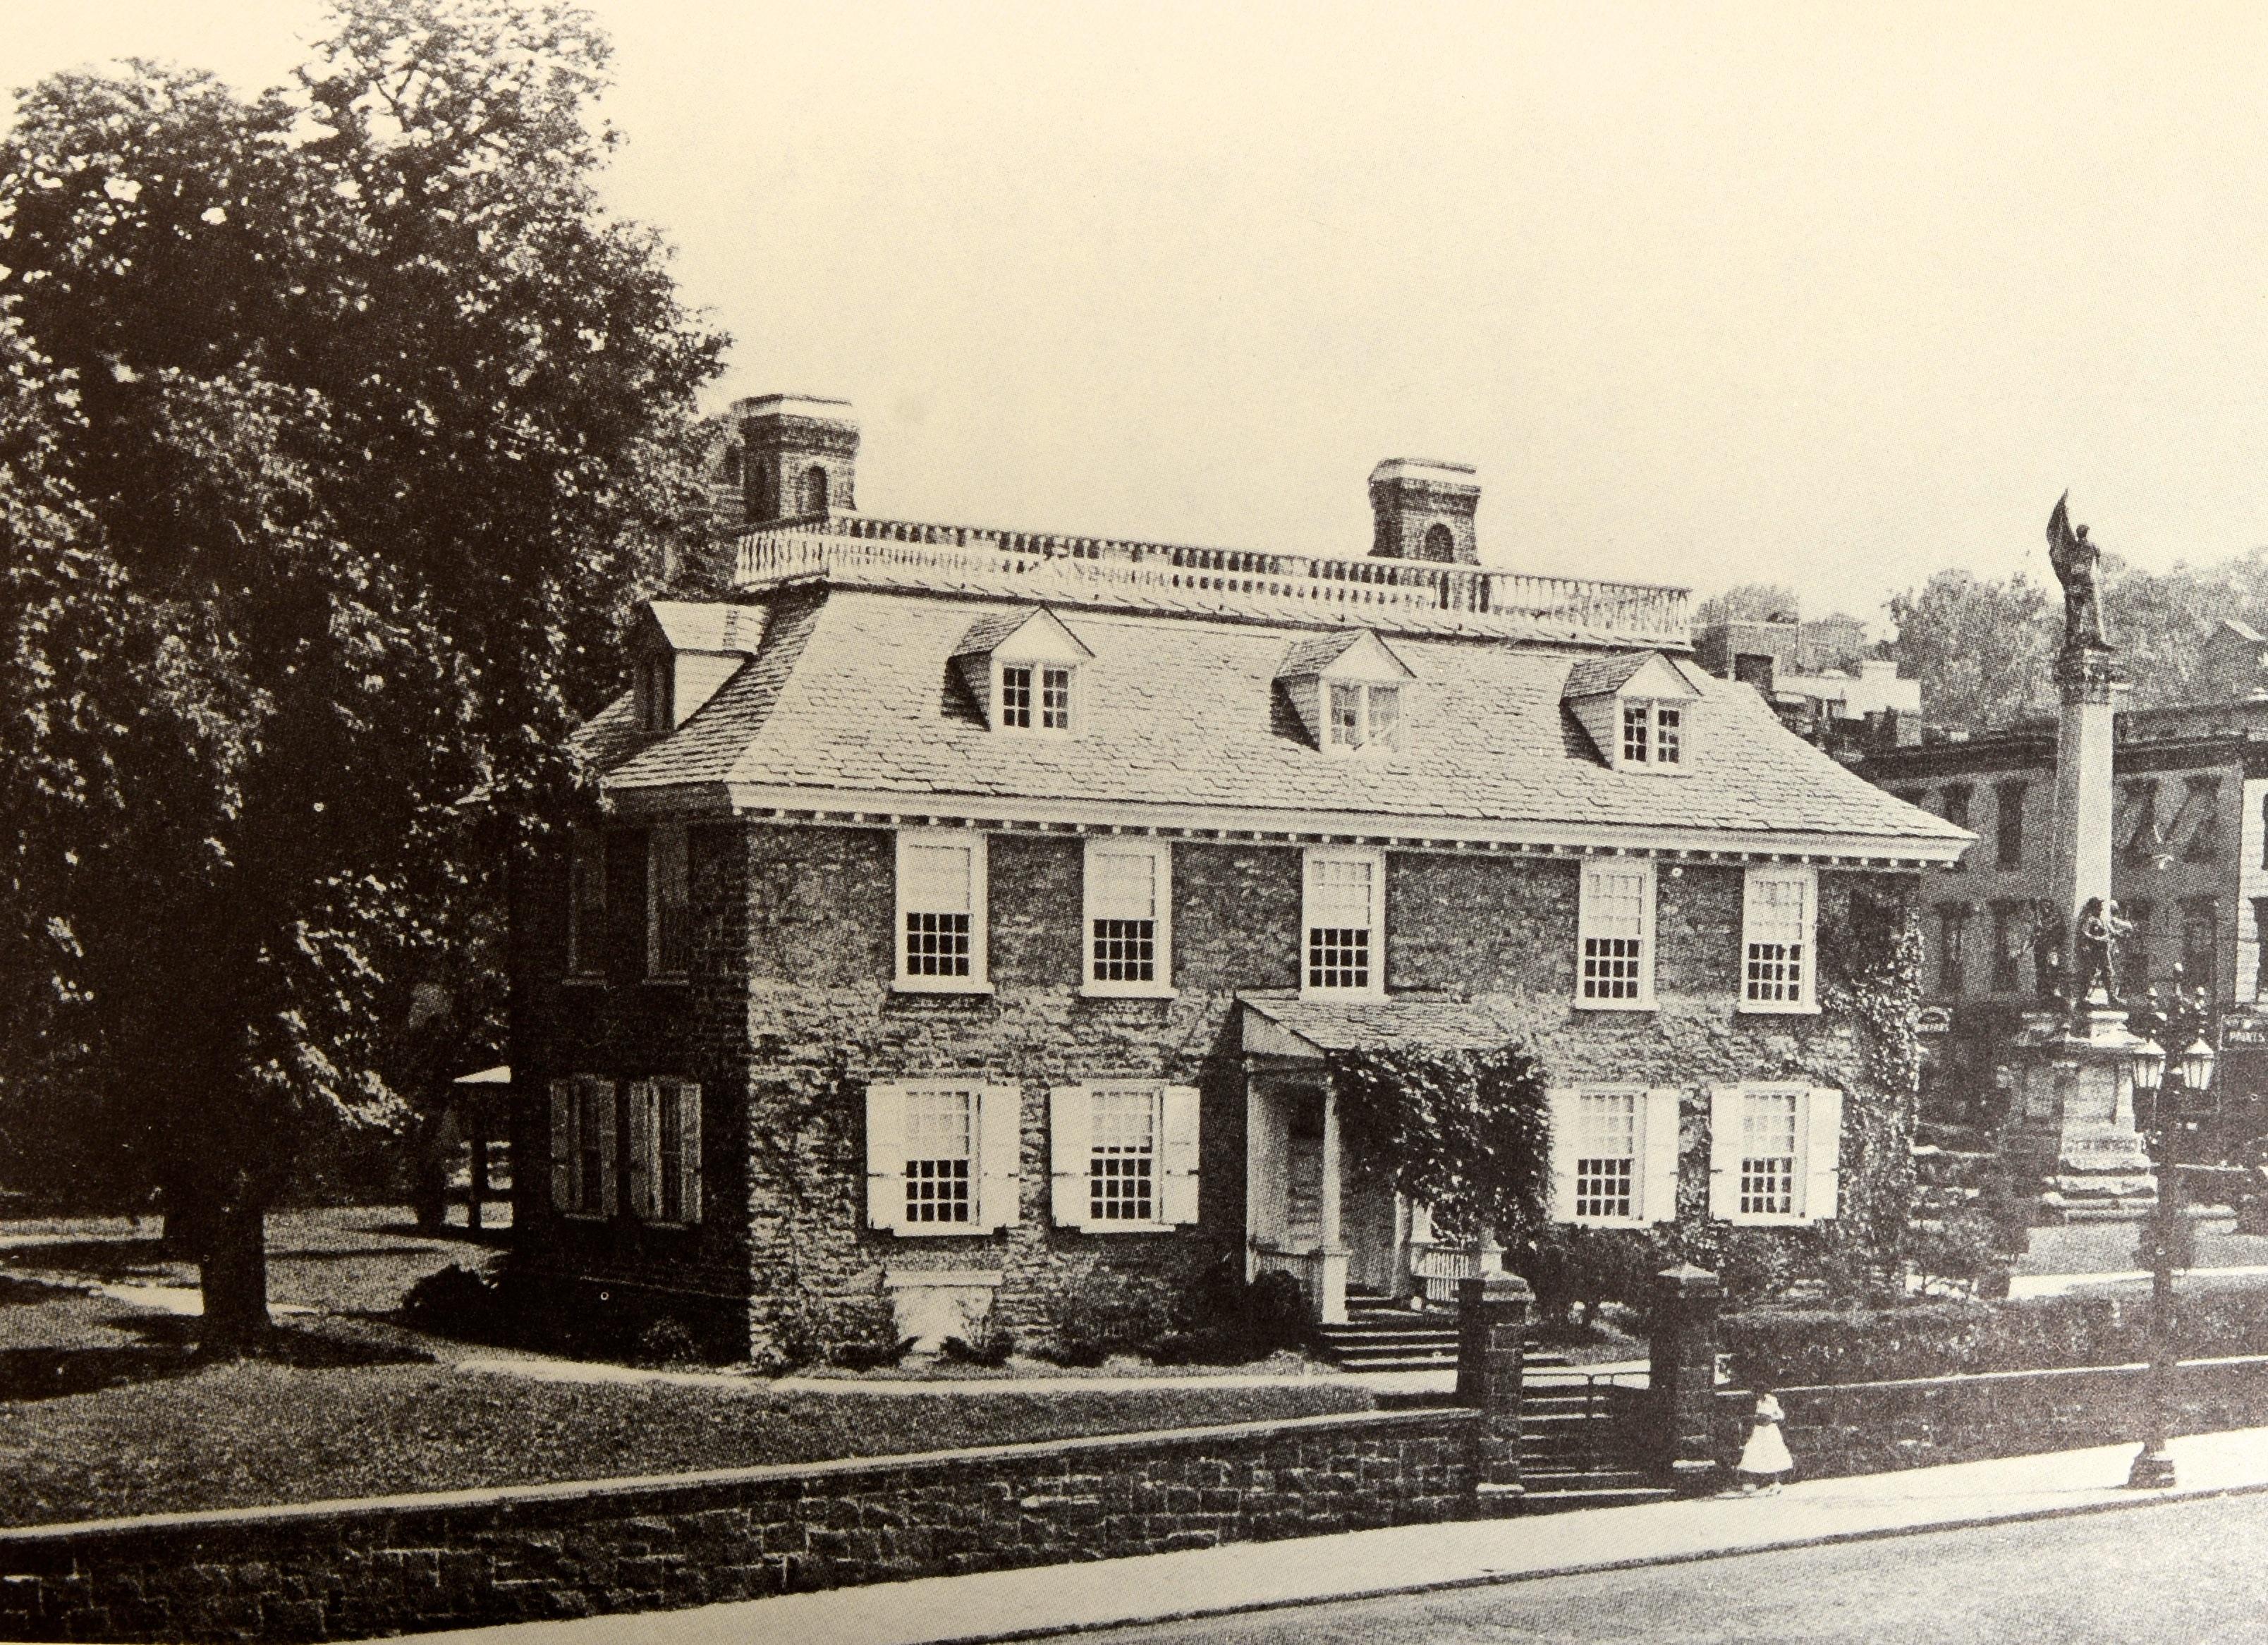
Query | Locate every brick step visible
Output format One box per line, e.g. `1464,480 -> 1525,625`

1520,1486 -> 1676,1514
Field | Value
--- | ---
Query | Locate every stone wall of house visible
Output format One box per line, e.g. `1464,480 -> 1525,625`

508,820 -> 755,1356
0,1410 -> 1476,1644
516,814 -> 1919,1361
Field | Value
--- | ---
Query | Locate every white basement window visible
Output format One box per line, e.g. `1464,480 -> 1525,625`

1083,838 -> 1173,996
1049,1083 -> 1202,1230
1740,865 -> 1818,1013
628,1079 -> 702,1225
548,1076 -> 618,1220
1303,847 -> 1385,996
896,829 -> 991,992
1577,857 -> 1656,1009
1709,1084 -> 1843,1226
865,1081 -> 1022,1234
1548,1087 -> 1681,1227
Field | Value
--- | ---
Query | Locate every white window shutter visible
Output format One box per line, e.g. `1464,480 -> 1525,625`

678,1082 -> 703,1225
1642,1087 -> 1681,1224
627,1081 -> 659,1221
1547,1088 -> 1580,1223
549,1080 -> 574,1211
1804,1087 -> 1844,1222
1161,1084 -> 1202,1225
595,1081 -> 619,1217
1708,1086 -> 1743,1219
866,1083 -> 906,1232
1050,1085 -> 1091,1229
980,1084 -> 1024,1230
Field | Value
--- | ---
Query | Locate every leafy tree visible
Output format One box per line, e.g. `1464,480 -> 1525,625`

0,0 -> 723,1345
1694,582 -> 1800,627
1884,569 -> 2056,731
1324,1044 -> 1551,1245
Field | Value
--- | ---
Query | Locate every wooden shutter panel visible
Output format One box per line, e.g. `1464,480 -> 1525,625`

1708,1086 -> 1743,1219
979,1084 -> 1023,1230
1642,1087 -> 1681,1224
549,1080 -> 573,1211
1050,1086 -> 1090,1229
866,1084 -> 906,1232
1547,1088 -> 1580,1223
1803,1087 -> 1844,1223
678,1082 -> 704,1225
1160,1084 -> 1202,1225
595,1082 -> 619,1218
626,1081 -> 659,1221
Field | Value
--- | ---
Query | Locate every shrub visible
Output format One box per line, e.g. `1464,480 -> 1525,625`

1044,1271 -> 1176,1367
940,1318 -> 1017,1368
1722,1287 -> 2268,1388
1516,1227 -> 1662,1328
757,1289 -> 911,1375
401,1263 -> 509,1339
634,1317 -> 703,1367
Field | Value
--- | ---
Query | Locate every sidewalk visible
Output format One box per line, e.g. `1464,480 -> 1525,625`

413,1424 -> 2268,1645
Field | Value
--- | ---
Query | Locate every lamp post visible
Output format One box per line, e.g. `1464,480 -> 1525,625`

2127,989 -> 2216,1490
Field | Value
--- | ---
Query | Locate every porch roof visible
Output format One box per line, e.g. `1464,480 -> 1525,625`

1238,992 -> 1523,1060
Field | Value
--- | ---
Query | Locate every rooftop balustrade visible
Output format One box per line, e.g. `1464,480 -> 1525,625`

728,513 -> 1690,648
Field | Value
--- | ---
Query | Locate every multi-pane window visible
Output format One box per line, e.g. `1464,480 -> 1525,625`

1938,904 -> 1971,997
1738,1090 -> 1800,1218
903,1086 -> 976,1225
2183,898 -> 2217,997
1305,850 -> 1382,993
1996,783 -> 2027,869
998,663 -> 1074,732
647,827 -> 690,977
897,831 -> 987,988
575,1079 -> 612,1216
1741,867 -> 1816,1011
1618,701 -> 1683,769
1578,858 -> 1654,1006
568,832 -> 605,976
1085,838 -> 1171,991
1087,1087 -> 1157,1223
1573,1091 -> 1638,1220
1991,902 -> 2023,993
628,1080 -> 702,1225
1325,683 -> 1403,752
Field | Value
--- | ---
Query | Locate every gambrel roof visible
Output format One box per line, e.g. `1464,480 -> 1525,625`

585,587 -> 1970,862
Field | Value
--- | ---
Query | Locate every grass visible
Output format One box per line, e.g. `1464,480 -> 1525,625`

0,1210 -> 1375,1527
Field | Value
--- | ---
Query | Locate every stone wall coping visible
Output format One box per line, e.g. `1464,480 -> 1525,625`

1719,1351 -> 2268,1402
0,1403 -> 1473,1553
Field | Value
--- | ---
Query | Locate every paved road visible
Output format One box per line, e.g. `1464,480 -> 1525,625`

1075,1492 -> 2268,1644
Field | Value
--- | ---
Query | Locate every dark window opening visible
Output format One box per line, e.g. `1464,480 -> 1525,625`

1996,783 -> 2027,869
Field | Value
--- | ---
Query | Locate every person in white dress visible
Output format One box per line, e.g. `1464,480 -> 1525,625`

1736,1390 -> 1793,1494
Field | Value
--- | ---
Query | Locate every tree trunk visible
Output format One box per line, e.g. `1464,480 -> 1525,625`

198,1196 -> 270,1353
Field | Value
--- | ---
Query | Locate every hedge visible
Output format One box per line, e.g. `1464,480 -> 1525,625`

1722,1288 -> 2268,1388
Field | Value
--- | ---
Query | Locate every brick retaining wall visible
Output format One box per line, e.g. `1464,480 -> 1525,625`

1718,1354 -> 2268,1480
0,1407 -> 1477,1643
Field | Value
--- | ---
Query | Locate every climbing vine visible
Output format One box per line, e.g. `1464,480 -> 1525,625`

1322,1042 -> 1551,1245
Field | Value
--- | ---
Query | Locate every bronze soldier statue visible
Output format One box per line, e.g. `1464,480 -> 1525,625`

2046,492 -> 2110,653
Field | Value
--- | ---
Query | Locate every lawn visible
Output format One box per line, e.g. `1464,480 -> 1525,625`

0,1216 -> 1376,1528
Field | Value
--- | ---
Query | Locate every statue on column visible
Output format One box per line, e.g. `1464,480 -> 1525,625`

2046,493 -> 2110,653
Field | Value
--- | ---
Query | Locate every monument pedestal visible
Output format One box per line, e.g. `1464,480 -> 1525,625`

2006,1002 -> 2158,1223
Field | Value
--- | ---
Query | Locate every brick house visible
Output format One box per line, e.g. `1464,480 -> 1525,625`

509,396 -> 1970,1360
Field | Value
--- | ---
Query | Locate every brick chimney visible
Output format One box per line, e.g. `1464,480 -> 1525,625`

1368,459 -> 1480,564
730,395 -> 859,527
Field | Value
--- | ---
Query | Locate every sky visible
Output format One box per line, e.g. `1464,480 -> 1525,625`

6,3 -> 2268,629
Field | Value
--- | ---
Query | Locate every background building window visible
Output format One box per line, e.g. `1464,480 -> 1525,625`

2183,899 -> 2218,997
1937,904 -> 1970,996
1996,783 -> 2027,869
1942,785 -> 1971,870
1991,903 -> 2023,993
2126,901 -> 2152,989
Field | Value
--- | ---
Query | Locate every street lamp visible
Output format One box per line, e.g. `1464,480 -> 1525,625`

2128,1003 -> 2215,1490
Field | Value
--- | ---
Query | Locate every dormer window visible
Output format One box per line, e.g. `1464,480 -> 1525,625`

1329,682 -> 1401,751
638,653 -> 673,734
1278,630 -> 1418,754
631,600 -> 766,735
1563,652 -> 1702,775
953,607 -> 1092,735
1621,701 -> 1681,767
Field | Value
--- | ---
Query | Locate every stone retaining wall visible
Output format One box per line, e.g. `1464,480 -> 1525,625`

1718,1354 -> 2268,1480
0,1407 -> 1477,1643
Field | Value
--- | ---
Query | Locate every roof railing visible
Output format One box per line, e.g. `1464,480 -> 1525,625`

728,513 -> 1690,647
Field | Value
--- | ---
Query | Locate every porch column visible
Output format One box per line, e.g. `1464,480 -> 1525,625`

1318,1084 -> 1348,1324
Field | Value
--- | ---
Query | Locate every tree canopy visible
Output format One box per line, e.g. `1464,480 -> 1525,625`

0,0 -> 723,1340
1694,582 -> 1800,627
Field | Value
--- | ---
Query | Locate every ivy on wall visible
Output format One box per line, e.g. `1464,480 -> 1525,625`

1322,1043 -> 1551,1245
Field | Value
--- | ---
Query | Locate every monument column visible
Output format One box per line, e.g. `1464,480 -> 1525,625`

2049,647 -> 2123,963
